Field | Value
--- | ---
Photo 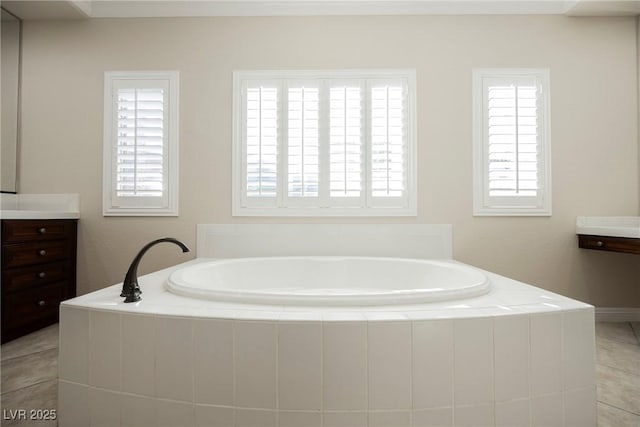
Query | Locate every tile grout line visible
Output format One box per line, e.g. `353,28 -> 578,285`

629,322 -> 640,346
0,378 -> 59,397
1,345 -> 60,364
597,399 -> 640,418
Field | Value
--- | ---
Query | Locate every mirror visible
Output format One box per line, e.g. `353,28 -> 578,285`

1,7 -> 21,193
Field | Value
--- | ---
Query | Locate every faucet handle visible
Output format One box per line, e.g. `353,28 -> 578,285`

123,285 -> 142,303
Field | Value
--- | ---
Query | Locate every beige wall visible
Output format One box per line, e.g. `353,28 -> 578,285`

2,16 -> 20,192
18,15 -> 640,306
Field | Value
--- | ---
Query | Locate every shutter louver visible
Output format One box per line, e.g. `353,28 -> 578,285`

329,85 -> 362,198
371,85 -> 405,198
288,86 -> 319,197
487,84 -> 538,197
246,86 -> 278,198
116,88 -> 165,198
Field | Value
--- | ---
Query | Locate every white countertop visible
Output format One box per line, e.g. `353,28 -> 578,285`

0,193 -> 79,220
0,210 -> 79,219
576,216 -> 640,239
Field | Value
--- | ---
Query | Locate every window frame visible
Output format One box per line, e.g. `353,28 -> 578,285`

472,68 -> 552,216
103,70 -> 179,216
232,69 -> 417,217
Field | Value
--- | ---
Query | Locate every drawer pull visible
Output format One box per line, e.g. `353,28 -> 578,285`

596,241 -> 604,247
38,272 -> 47,279
37,300 -> 46,307
38,250 -> 47,256
38,227 -> 47,234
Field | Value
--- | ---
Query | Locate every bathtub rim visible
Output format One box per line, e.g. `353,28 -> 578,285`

62,257 -> 592,323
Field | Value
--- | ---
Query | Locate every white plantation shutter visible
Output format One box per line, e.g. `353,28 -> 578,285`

370,81 -> 406,204
486,80 -> 538,197
473,69 -> 551,216
329,82 -> 363,203
233,70 -> 416,216
103,72 -> 179,216
287,83 -> 320,199
115,86 -> 165,198
245,84 -> 279,201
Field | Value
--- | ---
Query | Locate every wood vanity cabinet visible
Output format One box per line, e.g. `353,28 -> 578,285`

577,234 -> 640,255
1,219 -> 78,343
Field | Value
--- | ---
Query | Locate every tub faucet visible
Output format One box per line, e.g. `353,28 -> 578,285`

121,237 -> 190,303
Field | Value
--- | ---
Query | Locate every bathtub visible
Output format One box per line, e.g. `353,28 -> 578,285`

166,257 -> 491,306
58,224 -> 596,427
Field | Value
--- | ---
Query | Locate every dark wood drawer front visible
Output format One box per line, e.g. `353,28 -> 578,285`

1,219 -> 77,343
2,261 -> 71,293
578,235 -> 640,255
3,240 -> 72,268
3,282 -> 65,328
2,220 -> 75,243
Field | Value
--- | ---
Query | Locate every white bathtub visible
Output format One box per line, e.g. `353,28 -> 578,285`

57,225 -> 596,427
167,257 -> 491,306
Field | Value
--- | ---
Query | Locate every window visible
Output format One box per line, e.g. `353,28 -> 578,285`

103,71 -> 179,216
472,69 -> 551,216
233,70 -> 417,216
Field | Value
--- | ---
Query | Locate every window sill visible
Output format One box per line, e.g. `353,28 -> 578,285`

473,207 -> 552,217
103,207 -> 179,217
232,206 -> 417,217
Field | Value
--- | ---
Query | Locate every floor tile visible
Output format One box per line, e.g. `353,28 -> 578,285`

631,322 -> 640,344
595,322 -> 639,346
1,325 -> 59,362
0,379 -> 58,427
1,348 -> 58,394
597,402 -> 640,427
596,335 -> 640,376
596,363 -> 640,415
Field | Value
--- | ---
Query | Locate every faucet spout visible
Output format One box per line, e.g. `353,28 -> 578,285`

121,237 -> 190,303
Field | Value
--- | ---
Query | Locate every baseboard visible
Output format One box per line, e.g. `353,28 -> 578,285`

595,307 -> 640,322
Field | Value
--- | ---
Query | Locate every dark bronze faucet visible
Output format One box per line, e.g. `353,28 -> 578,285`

121,237 -> 190,303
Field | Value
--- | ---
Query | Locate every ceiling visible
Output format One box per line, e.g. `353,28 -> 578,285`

3,0 -> 640,20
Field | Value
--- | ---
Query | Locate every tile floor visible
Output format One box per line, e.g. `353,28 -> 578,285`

1,322 -> 639,426
1,324 -> 59,427
594,322 -> 640,426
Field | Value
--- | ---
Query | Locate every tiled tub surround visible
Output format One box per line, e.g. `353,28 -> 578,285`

58,225 -> 596,427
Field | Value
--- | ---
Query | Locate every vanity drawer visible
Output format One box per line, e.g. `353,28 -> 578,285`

2,282 -> 65,328
2,240 -> 72,268
2,260 -> 72,293
578,235 -> 640,255
2,219 -> 75,243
